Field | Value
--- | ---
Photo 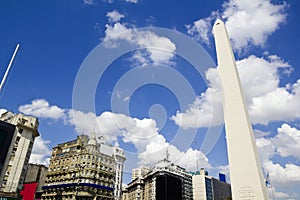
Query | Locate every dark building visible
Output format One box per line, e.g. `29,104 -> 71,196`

0,121 -> 15,175
155,174 -> 182,200
211,177 -> 232,200
123,158 -> 193,200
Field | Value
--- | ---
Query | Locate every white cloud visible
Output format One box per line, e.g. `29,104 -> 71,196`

254,129 -> 271,138
171,83 -> 223,129
29,136 -> 51,166
271,190 -> 290,199
68,110 -> 98,136
176,148 -> 211,171
138,142 -> 211,172
223,0 -> 287,50
186,17 -> 212,45
67,108 -> 210,171
273,124 -> 300,160
126,0 -> 138,3
69,109 -> 163,153
250,79 -> 300,124
256,124 -> 300,186
264,160 -> 300,186
103,22 -> 176,65
172,54 -> 293,128
186,0 -> 287,51
106,10 -> 125,23
19,99 -> 66,120
83,0 -> 96,5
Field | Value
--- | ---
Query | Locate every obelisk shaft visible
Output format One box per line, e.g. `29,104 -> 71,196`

213,19 -> 269,200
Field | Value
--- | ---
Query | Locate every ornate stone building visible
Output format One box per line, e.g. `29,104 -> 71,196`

42,134 -> 125,200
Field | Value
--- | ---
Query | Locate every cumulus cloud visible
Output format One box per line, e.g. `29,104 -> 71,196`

186,0 -> 287,51
67,108 -> 211,170
223,0 -> 287,50
103,18 -> 176,65
186,16 -> 213,45
18,98 -> 209,171
68,110 -> 158,152
29,136 -> 52,165
250,79 -> 300,124
106,10 -> 125,23
273,124 -> 300,160
172,54 -> 293,128
256,124 -> 300,186
19,99 -> 66,120
138,140 -> 211,171
171,80 -> 224,129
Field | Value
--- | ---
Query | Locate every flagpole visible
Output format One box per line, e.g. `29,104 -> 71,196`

0,44 -> 20,92
266,172 -> 276,200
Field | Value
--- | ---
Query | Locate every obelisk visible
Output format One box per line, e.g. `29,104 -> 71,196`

213,19 -> 269,199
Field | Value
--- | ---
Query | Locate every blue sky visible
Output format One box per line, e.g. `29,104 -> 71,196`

1,0 -> 300,199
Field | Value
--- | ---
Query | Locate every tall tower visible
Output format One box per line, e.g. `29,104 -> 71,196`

213,19 -> 269,199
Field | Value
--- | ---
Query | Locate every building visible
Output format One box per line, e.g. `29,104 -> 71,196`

42,134 -> 125,200
123,157 -> 193,200
0,120 -> 15,178
20,164 -> 48,199
131,167 -> 150,181
192,168 -> 232,200
121,187 -> 129,200
112,145 -> 126,200
0,111 -> 39,197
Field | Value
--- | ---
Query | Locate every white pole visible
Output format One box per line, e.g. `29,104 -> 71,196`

0,44 -> 20,92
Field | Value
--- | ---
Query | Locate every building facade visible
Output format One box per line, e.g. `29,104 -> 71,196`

131,167 -> 150,181
0,111 -> 39,195
192,168 -> 232,200
123,158 -> 193,200
22,163 -> 48,199
42,134 -> 125,200
112,146 -> 126,200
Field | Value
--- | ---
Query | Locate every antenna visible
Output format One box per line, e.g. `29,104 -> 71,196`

265,172 -> 276,200
166,147 -> 170,161
0,44 -> 20,92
